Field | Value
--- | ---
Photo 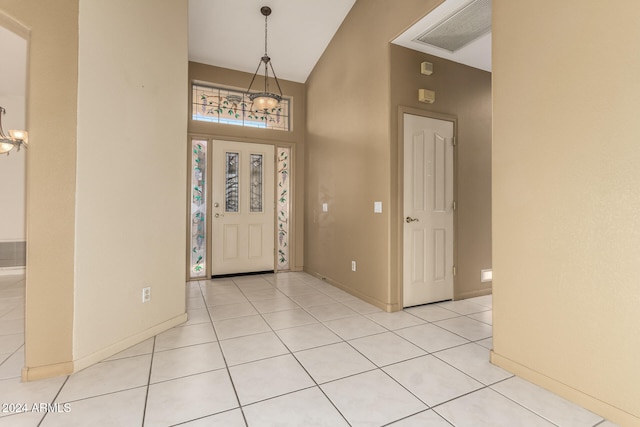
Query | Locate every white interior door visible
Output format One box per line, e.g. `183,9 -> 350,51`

211,140 -> 275,275
403,114 -> 454,307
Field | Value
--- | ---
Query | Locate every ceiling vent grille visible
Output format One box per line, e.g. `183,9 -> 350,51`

415,0 -> 491,53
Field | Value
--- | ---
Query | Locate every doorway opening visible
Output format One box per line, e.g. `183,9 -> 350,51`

0,18 -> 28,277
188,138 -> 291,280
401,112 -> 457,307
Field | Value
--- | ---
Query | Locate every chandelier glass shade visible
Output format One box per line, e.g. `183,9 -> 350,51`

246,6 -> 283,111
0,106 -> 28,155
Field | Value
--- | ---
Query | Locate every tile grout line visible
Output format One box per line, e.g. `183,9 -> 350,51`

199,279 -> 250,427
373,358 -> 436,416
0,274 -> 612,426
426,374 -> 570,427
380,408 -> 455,427
429,348 -> 515,387
209,273 -> 500,427
168,407 -> 242,427
37,375 -> 70,427
428,316 -> 493,343
369,304 -> 512,425
255,275 -> 480,425
362,308 -> 490,360
230,274 -> 354,426
205,274 -> 500,424
0,343 -> 24,374
487,379 -> 582,427
326,298 -> 498,425
140,336 -> 157,427
44,385 -> 150,408
428,384 -> 498,422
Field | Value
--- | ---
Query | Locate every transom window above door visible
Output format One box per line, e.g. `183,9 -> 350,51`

192,83 -> 290,131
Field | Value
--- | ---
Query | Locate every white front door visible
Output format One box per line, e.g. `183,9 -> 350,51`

211,140 -> 275,275
403,114 -> 455,307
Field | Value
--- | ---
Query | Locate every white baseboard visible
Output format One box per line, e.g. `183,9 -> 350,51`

22,312 -> 188,381
491,351 -> 640,426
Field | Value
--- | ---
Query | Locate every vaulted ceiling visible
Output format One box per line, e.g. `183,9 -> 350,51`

188,0 -> 491,86
188,0 -> 357,83
0,0 -> 491,103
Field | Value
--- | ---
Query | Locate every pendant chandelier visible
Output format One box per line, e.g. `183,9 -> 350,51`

246,6 -> 283,111
0,106 -> 28,156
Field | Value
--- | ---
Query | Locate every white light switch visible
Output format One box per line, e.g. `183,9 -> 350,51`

374,201 -> 382,213
322,203 -> 328,212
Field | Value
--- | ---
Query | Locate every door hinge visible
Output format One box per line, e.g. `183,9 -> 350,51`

452,137 -> 457,147
452,200 -> 457,211
453,266 -> 457,276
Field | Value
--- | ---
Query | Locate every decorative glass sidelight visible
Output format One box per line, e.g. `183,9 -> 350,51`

250,154 -> 263,212
277,147 -> 290,270
225,152 -> 239,212
192,84 -> 290,131
190,140 -> 207,277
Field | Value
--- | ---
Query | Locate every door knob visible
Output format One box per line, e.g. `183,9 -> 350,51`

405,216 -> 419,223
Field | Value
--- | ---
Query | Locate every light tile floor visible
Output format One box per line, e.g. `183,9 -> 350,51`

0,272 -> 620,427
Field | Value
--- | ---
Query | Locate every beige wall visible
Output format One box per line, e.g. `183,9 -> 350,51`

492,1 -> 640,425
305,0 -> 460,310
390,45 -> 492,300
1,0 -> 189,380
73,0 -> 188,363
0,0 -> 79,378
189,62 -> 306,272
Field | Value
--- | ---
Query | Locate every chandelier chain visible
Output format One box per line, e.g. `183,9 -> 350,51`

264,12 -> 269,92
264,13 -> 268,56
246,6 -> 283,110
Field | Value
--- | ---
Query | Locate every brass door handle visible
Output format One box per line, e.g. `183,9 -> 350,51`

405,216 -> 419,223
214,213 -> 224,218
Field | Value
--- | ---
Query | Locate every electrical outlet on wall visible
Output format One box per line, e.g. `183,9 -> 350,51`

351,261 -> 357,271
142,287 -> 151,303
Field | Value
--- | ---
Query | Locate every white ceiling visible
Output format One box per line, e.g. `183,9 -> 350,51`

0,25 -> 27,97
188,0 -> 491,85
392,0 -> 492,72
2,0 -> 490,105
188,0 -> 357,83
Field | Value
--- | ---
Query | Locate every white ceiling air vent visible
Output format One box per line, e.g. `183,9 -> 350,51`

415,0 -> 492,53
